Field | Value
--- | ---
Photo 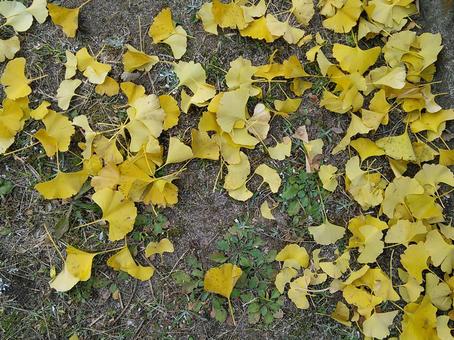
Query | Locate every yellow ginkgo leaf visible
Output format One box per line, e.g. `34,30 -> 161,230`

401,242 -> 429,284
92,188 -> 137,241
260,201 -> 275,220
0,57 -> 31,100
439,149 -> 454,166
47,3 -> 79,38
75,47 -> 111,84
212,0 -> 247,30
50,246 -> 96,292
291,0 -> 315,26
107,246 -> 154,281
26,0 -> 48,24
275,244 -> 309,270
204,263 -> 243,299
145,238 -> 174,257
91,163 -> 120,192
401,295 -> 437,339
56,79 -> 82,110
216,86 -> 249,133
320,250 -> 350,279
368,65 -> 406,89
224,152 -> 250,191
0,98 -> 25,154
332,43 -> 381,75
160,95 -> 180,131
363,311 -> 399,339
436,316 -> 454,340
376,131 -> 416,162
64,50 -> 77,79
163,25 -> 188,60
227,183 -> 253,202
288,275 -> 311,309
95,76 -> 119,97
0,1 -> 33,32
191,129 -> 220,160
384,220 -> 427,247
405,194 -> 443,220
318,164 -> 338,192
350,138 -> 385,161
275,267 -> 298,293
268,136 -> 292,160
34,110 -> 75,156
255,164 -> 281,193
308,220 -> 345,245
123,44 -> 159,73
247,103 -> 270,140
35,169 -> 88,200
143,178 -> 179,207
148,8 -> 175,43
225,57 -> 257,91
0,36 -> 20,62
240,16 -> 277,43
331,301 -> 351,327
165,137 -> 193,165
274,98 -> 302,117
197,2 -> 218,35
126,94 -> 165,152
322,0 -> 362,33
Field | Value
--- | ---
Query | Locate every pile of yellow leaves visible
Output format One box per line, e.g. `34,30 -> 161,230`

2,0 -> 454,337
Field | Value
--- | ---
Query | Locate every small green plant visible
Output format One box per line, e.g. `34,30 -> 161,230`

279,171 -> 328,227
209,223 -> 284,325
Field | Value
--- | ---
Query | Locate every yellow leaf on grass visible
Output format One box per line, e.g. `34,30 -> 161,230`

405,194 -> 443,220
191,129 -> 219,160
322,0 -> 362,33
145,238 -> 174,257
197,2 -> 218,35
247,103 -> 270,140
318,164 -> 338,192
268,136 -> 292,160
92,188 -> 137,241
0,1 -> 32,32
56,79 -> 82,110
165,137 -> 193,165
308,220 -> 345,245
440,149 -> 454,166
123,44 -> 159,73
160,95 -> 180,130
331,301 -> 351,327
401,242 -> 429,284
216,86 -> 249,133
384,220 -> 427,247
48,3 -> 79,38
288,275 -> 311,309
163,25 -> 187,60
212,0 -> 247,30
0,36 -> 20,62
75,47 -> 111,84
107,247 -> 154,281
320,250 -> 350,279
27,0 -> 48,24
148,7 -> 175,43
224,152 -> 250,191
376,131 -> 416,162
50,246 -> 96,292
274,98 -> 302,117
143,178 -> 179,207
401,295 -> 437,340
260,201 -> 275,220
34,110 -> 75,156
0,98 -> 25,154
292,0 -> 315,26
64,50 -> 77,79
363,311 -> 399,339
95,76 -> 119,97
350,138 -> 385,161
275,244 -> 309,270
204,263 -> 243,299
255,164 -> 281,193
0,57 -> 31,100
35,170 -> 88,200
275,267 -> 298,293
332,43 -> 381,75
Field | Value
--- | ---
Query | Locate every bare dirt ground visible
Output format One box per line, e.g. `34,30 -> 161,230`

0,1 -> 453,339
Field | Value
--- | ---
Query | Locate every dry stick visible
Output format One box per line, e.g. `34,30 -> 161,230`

110,280 -> 138,325
43,224 -> 65,262
1,142 -> 39,157
73,219 -> 103,230
227,298 -> 236,326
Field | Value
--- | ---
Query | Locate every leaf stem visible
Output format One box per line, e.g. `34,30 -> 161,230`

228,298 -> 236,326
74,219 -> 103,229
1,142 -> 39,157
